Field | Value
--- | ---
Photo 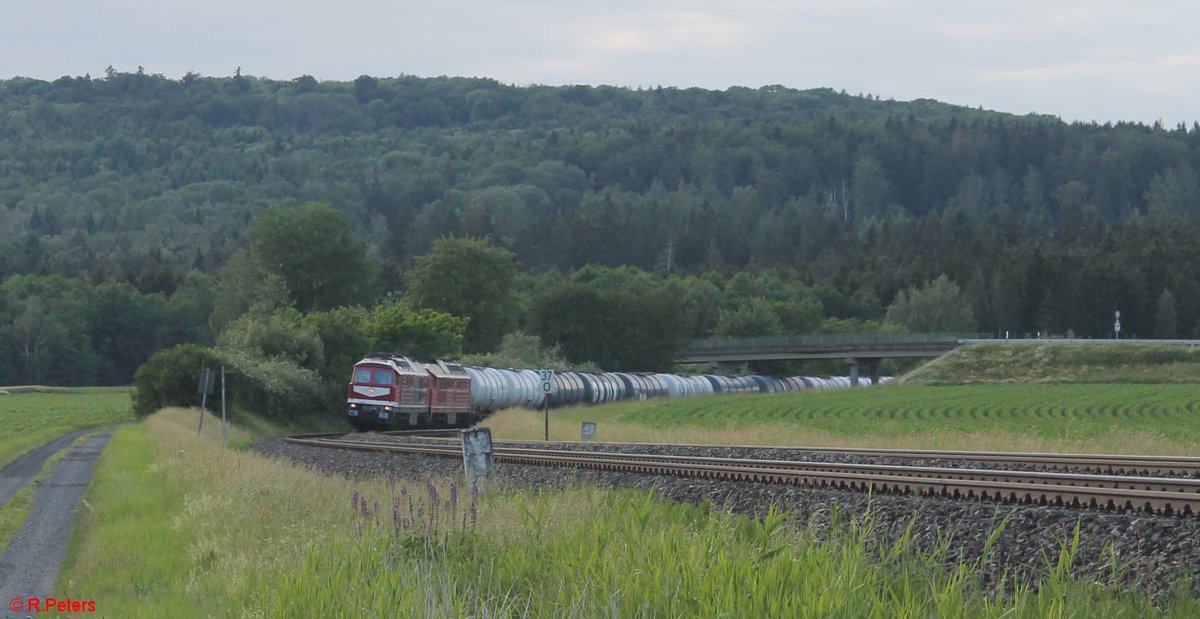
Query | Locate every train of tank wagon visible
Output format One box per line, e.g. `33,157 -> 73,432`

346,353 -> 890,431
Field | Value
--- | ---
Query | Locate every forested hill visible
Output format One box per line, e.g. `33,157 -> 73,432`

2,71 -> 1200,387
1,72 -> 1051,279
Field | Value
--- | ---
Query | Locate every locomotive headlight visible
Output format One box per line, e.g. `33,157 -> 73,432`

385,406 -> 394,411
350,403 -> 358,408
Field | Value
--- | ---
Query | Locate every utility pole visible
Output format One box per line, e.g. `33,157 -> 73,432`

220,366 -> 228,446
197,368 -> 213,434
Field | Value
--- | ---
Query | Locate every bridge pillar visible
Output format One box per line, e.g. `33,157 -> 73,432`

717,361 -> 750,374
846,358 -> 881,387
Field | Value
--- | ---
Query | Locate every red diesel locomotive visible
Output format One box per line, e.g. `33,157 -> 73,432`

346,353 -> 474,430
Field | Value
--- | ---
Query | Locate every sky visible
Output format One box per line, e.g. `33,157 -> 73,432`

2,1 -> 1198,125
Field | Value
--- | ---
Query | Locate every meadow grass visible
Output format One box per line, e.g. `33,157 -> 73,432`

57,407 -> 1199,617
482,383 -> 1200,455
0,386 -> 132,469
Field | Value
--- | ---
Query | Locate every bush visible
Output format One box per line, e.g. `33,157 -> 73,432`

133,344 -> 329,420
132,344 -> 225,417
220,350 -> 328,420
217,311 -> 325,370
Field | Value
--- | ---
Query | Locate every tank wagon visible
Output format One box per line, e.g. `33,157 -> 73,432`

346,353 -> 887,431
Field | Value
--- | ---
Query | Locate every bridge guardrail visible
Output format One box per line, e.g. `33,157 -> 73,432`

679,333 -> 992,355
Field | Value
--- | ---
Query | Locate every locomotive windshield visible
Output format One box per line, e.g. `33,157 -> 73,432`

353,367 -> 394,385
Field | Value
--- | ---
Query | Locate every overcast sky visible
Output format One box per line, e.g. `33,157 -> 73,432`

3,1 -> 1198,125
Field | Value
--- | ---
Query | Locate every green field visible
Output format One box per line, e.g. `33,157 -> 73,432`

0,387 -> 133,469
484,383 -> 1200,455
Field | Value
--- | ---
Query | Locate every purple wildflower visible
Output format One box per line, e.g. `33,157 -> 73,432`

351,490 -> 360,513
360,494 -> 370,519
449,483 -> 458,512
426,481 -> 440,525
470,483 -> 479,525
388,472 -> 397,490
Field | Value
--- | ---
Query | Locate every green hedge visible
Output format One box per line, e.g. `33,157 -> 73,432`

133,344 -> 328,420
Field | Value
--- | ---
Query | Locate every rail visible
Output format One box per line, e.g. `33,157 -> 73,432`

284,434 -> 1200,516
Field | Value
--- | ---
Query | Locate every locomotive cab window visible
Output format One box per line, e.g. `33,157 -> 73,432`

353,369 -> 372,383
374,371 -> 394,385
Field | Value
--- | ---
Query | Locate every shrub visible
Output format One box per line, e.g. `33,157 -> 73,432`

216,311 -> 325,370
220,350 -> 327,420
132,344 -> 225,417
133,344 -> 328,420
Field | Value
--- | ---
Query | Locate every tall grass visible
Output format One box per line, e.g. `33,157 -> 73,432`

58,408 -> 1198,617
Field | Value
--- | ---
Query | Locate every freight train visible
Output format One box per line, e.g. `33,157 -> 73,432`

346,353 -> 889,431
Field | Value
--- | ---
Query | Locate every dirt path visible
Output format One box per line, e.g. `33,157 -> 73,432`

0,429 -> 95,510
0,432 -> 113,617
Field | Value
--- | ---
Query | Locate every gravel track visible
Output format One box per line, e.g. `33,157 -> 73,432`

0,428 -> 96,510
254,435 -> 1200,602
0,432 -> 113,617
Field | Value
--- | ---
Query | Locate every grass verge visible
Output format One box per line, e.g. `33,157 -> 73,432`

482,383 -> 1200,455
57,407 -> 1199,617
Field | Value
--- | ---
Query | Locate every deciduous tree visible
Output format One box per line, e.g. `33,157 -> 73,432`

250,203 -> 371,313
405,237 -> 517,353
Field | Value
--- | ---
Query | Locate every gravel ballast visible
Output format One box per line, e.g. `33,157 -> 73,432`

253,434 -> 1200,602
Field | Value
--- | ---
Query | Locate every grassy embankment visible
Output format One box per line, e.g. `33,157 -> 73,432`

902,342 -> 1200,385
57,407 -> 1198,617
484,342 -> 1200,454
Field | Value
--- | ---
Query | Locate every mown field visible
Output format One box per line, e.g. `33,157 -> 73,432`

56,408 -> 1199,617
483,383 -> 1200,455
0,387 -> 133,469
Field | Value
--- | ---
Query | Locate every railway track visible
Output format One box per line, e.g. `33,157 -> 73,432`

283,434 -> 1200,517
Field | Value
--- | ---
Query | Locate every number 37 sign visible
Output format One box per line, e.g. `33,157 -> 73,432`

537,370 -> 556,393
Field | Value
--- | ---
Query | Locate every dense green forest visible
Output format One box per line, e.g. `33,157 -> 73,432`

2,70 -> 1199,391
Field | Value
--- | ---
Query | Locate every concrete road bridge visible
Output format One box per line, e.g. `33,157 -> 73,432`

676,335 -> 1200,386
675,333 -> 985,386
